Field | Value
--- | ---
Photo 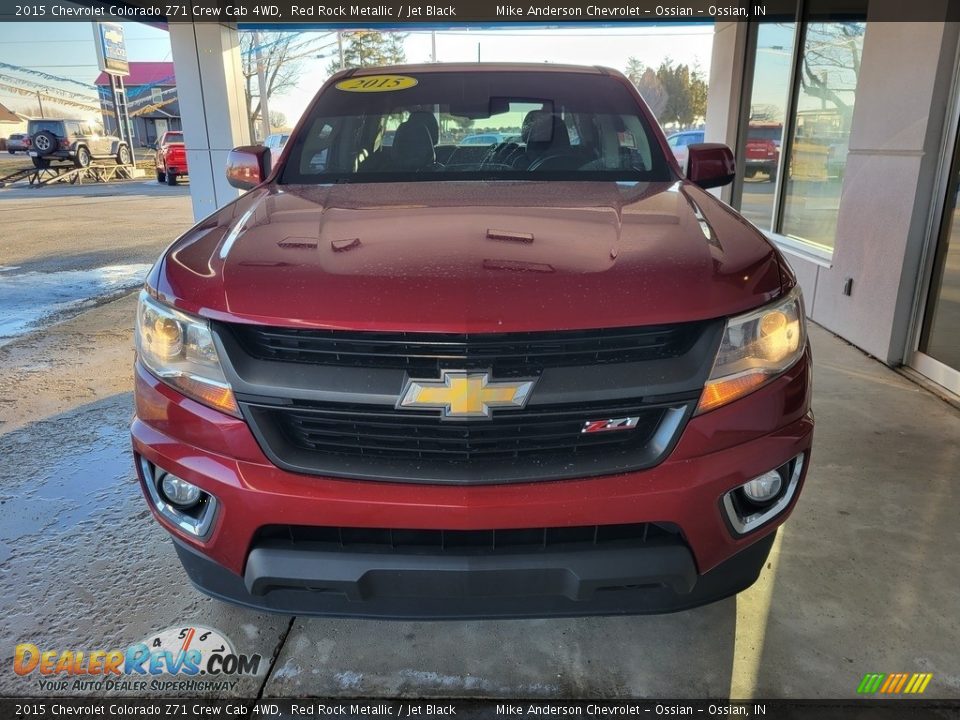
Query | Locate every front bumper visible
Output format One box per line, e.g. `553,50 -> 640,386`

171,530 -> 775,619
132,350 -> 812,618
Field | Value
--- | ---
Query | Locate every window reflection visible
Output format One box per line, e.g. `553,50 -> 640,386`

921,184 -> 960,371
739,23 -> 796,231
781,22 -> 866,251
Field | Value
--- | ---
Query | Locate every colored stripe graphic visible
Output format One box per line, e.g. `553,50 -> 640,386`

880,674 -> 897,693
858,672 -> 932,694
857,674 -> 886,694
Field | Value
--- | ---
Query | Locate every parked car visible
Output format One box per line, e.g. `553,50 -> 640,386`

133,64 -> 812,619
458,132 -> 504,146
6,133 -> 27,154
745,123 -> 782,181
666,129 -> 705,170
154,131 -> 188,186
25,118 -> 130,169
263,133 -> 289,153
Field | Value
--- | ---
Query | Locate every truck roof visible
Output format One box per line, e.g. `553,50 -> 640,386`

338,62 -> 614,79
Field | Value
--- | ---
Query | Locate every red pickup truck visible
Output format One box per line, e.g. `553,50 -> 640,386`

132,64 -> 812,618
745,122 -> 782,182
155,131 -> 187,186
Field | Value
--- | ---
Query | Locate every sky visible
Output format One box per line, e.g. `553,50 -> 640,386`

0,22 -> 714,127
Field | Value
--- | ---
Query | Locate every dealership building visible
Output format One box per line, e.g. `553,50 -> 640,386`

95,61 -> 181,147
156,2 -> 960,402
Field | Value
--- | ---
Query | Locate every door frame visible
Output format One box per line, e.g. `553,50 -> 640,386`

906,33 -> 960,398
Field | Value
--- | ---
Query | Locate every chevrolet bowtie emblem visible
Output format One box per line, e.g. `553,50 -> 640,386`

397,371 -> 537,420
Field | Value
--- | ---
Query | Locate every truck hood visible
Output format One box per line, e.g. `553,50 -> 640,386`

154,180 -> 783,332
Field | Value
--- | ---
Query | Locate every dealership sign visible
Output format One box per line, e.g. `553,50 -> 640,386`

12,625 -> 263,693
93,21 -> 129,76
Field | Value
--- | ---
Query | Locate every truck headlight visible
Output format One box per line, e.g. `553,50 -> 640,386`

135,291 -> 240,417
696,285 -> 806,414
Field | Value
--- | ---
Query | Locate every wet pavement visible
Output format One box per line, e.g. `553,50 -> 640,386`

0,394 -> 291,698
0,263 -> 151,345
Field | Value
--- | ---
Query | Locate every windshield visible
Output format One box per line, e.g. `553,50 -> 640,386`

29,121 -> 66,136
748,126 -> 782,142
165,132 -> 184,143
280,70 -> 671,184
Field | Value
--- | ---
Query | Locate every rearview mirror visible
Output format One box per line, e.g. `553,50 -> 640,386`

226,145 -> 271,190
686,143 -> 735,189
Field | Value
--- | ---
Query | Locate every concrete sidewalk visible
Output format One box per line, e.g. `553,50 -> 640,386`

0,319 -> 958,699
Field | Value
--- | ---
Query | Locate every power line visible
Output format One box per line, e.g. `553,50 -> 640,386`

0,39 -> 98,44
0,74 -> 99,103
0,64 -> 99,68
0,61 -> 99,91
0,35 -> 168,44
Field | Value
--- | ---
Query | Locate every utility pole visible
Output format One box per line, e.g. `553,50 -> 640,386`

36,91 -> 45,118
431,31 -> 436,62
338,31 -> 345,70
253,31 -> 271,142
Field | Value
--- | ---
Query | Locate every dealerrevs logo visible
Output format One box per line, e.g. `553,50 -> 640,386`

13,625 -> 262,693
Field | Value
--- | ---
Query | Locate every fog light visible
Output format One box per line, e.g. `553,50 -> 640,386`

742,470 -> 782,503
139,458 -> 218,538
722,454 -> 805,536
158,472 -> 202,508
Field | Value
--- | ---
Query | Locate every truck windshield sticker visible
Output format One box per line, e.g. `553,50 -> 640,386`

335,75 -> 418,92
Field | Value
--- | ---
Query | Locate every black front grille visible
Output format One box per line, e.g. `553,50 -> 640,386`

229,322 -> 706,376
220,320 -> 722,484
254,522 -> 682,555
242,396 -> 691,484
262,398 -> 666,462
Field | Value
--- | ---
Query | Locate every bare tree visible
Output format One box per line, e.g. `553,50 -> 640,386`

798,23 -> 864,116
240,32 -> 304,140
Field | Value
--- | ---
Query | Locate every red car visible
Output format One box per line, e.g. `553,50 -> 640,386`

132,64 -> 812,618
745,122 -> 782,181
155,130 -> 188,186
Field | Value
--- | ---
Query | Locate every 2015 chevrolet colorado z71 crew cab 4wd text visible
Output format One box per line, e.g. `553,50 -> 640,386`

132,64 -> 812,618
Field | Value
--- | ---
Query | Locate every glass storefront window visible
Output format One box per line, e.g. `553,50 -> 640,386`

780,21 -> 866,251
920,176 -> 960,372
739,23 -> 796,231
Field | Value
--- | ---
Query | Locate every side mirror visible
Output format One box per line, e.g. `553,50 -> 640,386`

226,145 -> 271,190
686,143 -> 735,189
